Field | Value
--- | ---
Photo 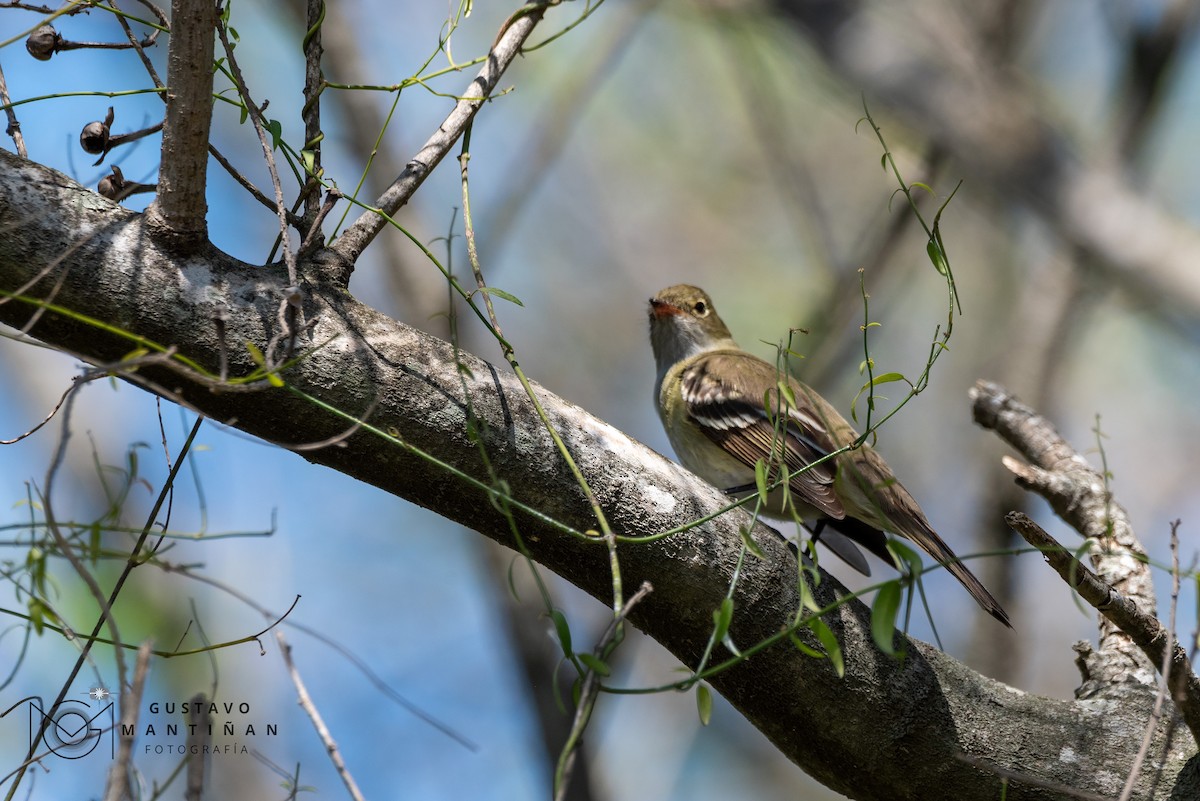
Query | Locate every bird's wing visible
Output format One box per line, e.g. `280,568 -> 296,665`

680,351 -> 845,519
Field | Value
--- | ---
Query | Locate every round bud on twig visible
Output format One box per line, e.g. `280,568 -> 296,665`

97,165 -> 125,200
80,107 -> 116,155
26,25 -> 61,61
80,122 -> 109,154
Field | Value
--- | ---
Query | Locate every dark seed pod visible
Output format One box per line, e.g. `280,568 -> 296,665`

80,108 -> 116,156
25,25 -> 60,61
97,165 -> 125,200
80,121 -> 109,154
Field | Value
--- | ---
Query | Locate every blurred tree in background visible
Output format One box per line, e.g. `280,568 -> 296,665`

1,1 -> 1199,800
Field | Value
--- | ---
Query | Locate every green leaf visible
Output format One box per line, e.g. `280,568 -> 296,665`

909,181 -> 933,195
27,597 -> 47,635
578,653 -> 611,677
869,372 -> 906,387
266,119 -> 284,150
549,609 -> 573,659
871,581 -> 902,656
738,525 -> 765,560
711,598 -> 733,644
245,341 -> 266,367
926,239 -> 949,276
796,569 -> 820,614
696,684 -> 713,726
777,380 -> 796,408
721,633 -> 742,657
789,631 -> 824,658
754,459 -> 769,502
811,618 -> 844,678
479,287 -> 524,306
887,540 -> 924,577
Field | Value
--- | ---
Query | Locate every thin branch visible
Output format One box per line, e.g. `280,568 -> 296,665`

971,379 -> 1156,684
330,0 -> 553,268
1006,512 -> 1200,744
0,61 -> 26,158
277,632 -> 366,801
1118,522 -> 1184,800
554,581 -> 652,801
184,691 -> 210,801
214,8 -> 297,285
102,641 -> 153,801
300,0 -> 324,231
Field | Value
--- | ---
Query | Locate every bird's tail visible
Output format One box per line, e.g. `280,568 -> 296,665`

906,520 -> 1011,628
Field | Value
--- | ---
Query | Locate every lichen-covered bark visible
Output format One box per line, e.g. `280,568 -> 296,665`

0,150 -> 1195,800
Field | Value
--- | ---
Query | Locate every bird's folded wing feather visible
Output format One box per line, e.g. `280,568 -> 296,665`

680,352 -> 845,519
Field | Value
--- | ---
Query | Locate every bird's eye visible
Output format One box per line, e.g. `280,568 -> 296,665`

693,301 -> 707,316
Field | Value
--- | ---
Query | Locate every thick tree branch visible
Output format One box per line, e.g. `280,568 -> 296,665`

1,152 -> 1196,800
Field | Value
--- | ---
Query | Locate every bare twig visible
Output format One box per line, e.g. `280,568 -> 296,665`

0,378 -> 76,444
972,379 -> 1156,684
331,0 -> 554,267
214,9 -> 297,285
185,691 -> 210,801
1006,513 -> 1200,743
102,641 -> 153,801
554,581 -> 652,801
107,0 -> 165,89
300,0 -> 324,231
0,61 -> 27,158
4,410 -> 203,799
1118,522 -> 1184,800
277,632 -> 366,801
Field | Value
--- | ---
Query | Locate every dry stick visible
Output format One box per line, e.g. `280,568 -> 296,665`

554,581 -> 653,801
161,563 -> 474,749
102,641 -> 153,801
1118,522 -> 1183,801
214,14 -> 297,287
300,0 -> 324,229
1006,513 -> 1200,743
0,61 -> 26,157
185,691 -> 210,801
108,0 -> 164,87
482,0 -> 658,266
972,379 -> 1156,682
331,0 -> 553,266
277,632 -> 366,801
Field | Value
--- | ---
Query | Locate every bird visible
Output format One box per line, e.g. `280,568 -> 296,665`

648,283 -> 1011,627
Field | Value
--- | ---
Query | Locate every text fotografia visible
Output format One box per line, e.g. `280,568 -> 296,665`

146,743 -> 251,755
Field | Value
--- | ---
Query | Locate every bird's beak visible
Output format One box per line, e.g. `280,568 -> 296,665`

648,297 -> 678,319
